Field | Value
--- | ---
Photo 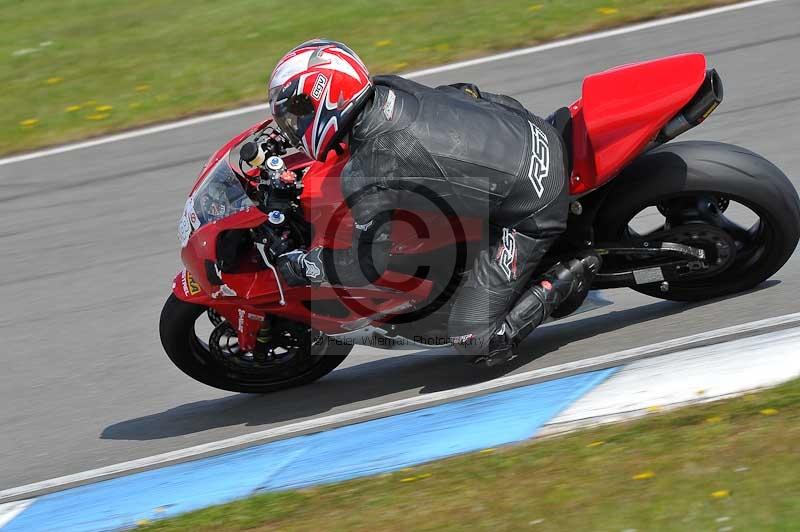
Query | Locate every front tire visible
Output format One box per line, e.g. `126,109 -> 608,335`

159,294 -> 352,393
595,141 -> 800,301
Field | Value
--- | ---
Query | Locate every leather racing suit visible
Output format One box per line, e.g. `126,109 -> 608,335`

288,75 -> 576,360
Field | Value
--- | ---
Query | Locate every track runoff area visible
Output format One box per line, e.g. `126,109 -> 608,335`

1,0 -> 797,529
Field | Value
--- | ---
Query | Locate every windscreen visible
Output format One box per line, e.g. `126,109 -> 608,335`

178,155 -> 255,246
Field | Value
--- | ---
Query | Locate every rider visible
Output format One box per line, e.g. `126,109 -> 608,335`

269,39 -> 600,365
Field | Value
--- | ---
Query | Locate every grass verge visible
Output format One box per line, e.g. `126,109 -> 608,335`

2,0 -> 743,156
141,377 -> 800,531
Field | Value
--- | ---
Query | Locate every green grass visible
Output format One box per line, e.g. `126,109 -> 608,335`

1,0 -> 741,155
141,378 -> 800,531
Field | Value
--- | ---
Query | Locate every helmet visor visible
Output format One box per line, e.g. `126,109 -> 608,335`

270,88 -> 315,150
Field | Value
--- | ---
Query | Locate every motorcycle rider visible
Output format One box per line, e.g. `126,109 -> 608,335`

269,39 -> 600,365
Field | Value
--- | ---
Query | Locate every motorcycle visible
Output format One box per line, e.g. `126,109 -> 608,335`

160,53 -> 800,393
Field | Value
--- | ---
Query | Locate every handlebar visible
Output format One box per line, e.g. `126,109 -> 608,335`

240,127 -> 293,167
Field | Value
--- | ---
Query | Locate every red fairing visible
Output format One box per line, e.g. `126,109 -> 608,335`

180,208 -> 271,299
299,147 -> 353,249
569,53 -> 707,194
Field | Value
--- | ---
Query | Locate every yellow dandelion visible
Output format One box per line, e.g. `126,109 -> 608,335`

587,441 -> 605,447
129,102 -> 142,109
632,471 -> 655,480
528,4 -> 544,11
392,62 -> 409,71
65,105 -> 82,112
400,467 -> 414,473
375,39 -> 392,47
400,476 -> 417,482
95,105 -> 113,112
706,416 -> 722,424
479,448 -> 496,454
86,113 -> 109,121
760,408 -> 779,416
711,490 -> 730,498
646,405 -> 661,413
597,7 -> 619,15
45,76 -> 63,85
136,519 -> 151,526
20,118 -> 39,128
135,84 -> 151,92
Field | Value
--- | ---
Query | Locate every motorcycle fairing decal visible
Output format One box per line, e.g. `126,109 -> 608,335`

172,270 -> 214,305
181,270 -> 202,296
178,197 -> 199,248
178,213 -> 191,247
211,284 -> 237,299
527,120 -> 550,199
237,308 -> 246,333
496,228 -> 518,281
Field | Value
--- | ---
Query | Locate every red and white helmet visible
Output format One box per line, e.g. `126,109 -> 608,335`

268,39 -> 372,161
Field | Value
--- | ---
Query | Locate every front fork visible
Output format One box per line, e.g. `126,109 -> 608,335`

213,305 -> 266,352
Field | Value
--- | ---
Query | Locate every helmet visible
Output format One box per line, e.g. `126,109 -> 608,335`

268,39 -> 372,161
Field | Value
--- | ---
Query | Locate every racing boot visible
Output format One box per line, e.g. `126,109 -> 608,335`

550,251 -> 602,319
475,252 -> 601,367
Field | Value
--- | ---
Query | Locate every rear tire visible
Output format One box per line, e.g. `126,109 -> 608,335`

159,294 -> 352,393
595,141 -> 800,301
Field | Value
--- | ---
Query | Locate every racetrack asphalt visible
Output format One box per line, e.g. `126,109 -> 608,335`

1,0 -> 799,491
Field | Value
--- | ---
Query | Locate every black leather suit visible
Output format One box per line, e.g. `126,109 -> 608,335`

304,75 -> 570,357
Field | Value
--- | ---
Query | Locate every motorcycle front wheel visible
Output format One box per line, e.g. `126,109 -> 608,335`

159,294 -> 352,393
594,141 -> 800,301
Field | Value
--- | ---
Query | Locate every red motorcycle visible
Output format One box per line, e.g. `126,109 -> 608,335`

160,53 -> 800,393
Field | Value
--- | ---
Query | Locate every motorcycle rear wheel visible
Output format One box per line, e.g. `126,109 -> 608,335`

159,294 -> 352,393
594,141 -> 800,301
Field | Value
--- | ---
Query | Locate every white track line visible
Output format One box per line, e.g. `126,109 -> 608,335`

1,310 -> 798,503
0,0 -> 784,168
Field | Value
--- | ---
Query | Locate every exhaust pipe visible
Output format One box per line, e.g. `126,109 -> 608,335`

656,69 -> 723,144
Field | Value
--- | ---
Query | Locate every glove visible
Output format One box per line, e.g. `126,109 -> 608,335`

277,248 -> 327,286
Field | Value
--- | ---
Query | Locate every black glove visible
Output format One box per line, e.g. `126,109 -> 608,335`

276,247 -> 327,286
